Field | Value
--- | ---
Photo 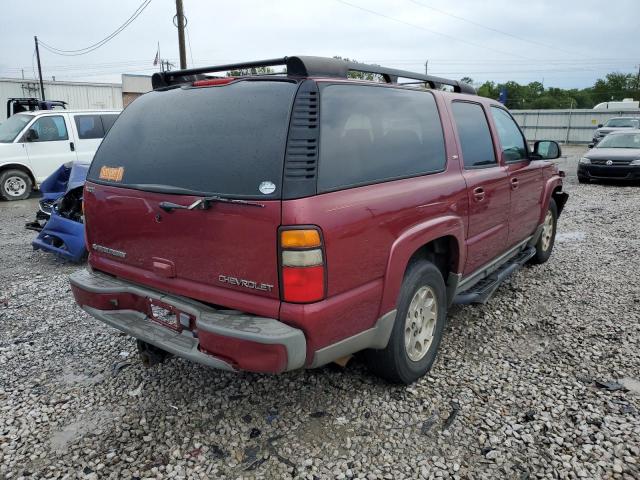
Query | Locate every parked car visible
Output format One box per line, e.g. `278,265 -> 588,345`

25,161 -> 89,262
0,109 -> 119,200
578,130 -> 640,183
590,117 -> 640,147
70,56 -> 568,384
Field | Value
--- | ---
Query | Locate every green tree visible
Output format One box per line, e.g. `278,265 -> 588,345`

226,66 -> 274,77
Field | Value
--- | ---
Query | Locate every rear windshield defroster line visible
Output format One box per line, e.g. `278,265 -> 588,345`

88,80 -> 298,199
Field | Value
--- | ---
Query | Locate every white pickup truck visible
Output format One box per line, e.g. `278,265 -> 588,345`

0,109 -> 120,200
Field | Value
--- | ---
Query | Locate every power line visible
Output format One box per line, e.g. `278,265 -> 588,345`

406,0 -> 591,59
334,0 -> 532,60
38,0 -> 153,56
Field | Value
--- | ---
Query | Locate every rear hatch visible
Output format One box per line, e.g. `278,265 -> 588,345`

84,79 -> 299,316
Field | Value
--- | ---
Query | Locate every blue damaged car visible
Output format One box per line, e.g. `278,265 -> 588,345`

25,161 -> 88,262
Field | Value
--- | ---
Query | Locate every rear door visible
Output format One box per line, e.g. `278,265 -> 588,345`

450,101 -> 510,275
489,106 -> 543,247
71,113 -> 105,163
24,113 -> 77,182
84,80 -> 299,315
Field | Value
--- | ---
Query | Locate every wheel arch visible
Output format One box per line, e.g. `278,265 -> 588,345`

0,163 -> 37,188
379,216 -> 465,315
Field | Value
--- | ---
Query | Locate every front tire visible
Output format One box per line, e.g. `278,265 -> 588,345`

0,169 -> 32,201
530,199 -> 557,265
364,261 -> 447,384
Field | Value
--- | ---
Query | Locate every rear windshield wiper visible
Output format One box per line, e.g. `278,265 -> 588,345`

159,195 -> 264,212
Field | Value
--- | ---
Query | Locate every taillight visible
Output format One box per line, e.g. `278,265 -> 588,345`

192,78 -> 235,87
280,228 -> 325,303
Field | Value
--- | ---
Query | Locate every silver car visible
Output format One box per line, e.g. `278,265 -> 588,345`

578,130 -> 640,183
591,117 -> 640,146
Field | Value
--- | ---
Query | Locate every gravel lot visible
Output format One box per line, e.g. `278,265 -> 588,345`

1,145 -> 639,479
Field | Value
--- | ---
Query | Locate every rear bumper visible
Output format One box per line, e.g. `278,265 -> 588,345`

32,212 -> 86,262
69,269 -> 306,373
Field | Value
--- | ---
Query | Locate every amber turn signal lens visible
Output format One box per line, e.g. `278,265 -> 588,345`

281,229 -> 321,248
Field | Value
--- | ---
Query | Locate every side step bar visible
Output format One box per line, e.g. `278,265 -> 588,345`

454,247 -> 536,305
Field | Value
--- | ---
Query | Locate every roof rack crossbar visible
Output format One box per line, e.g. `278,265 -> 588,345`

151,56 -> 476,94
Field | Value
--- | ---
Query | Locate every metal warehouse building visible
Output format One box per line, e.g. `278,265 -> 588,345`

0,74 -> 152,120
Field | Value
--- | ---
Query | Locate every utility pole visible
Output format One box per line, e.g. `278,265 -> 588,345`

34,36 -> 45,101
425,60 -> 429,75
175,0 -> 187,69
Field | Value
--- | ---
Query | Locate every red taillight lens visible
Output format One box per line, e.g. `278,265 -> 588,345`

282,266 -> 324,303
192,78 -> 235,87
280,228 -> 326,303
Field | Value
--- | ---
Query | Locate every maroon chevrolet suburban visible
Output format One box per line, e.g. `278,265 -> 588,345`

70,56 -> 568,384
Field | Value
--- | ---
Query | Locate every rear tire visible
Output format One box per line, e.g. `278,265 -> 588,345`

530,199 -> 557,265
0,169 -> 32,201
363,261 -> 446,384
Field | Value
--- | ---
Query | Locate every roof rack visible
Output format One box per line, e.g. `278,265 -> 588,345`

151,55 -> 476,94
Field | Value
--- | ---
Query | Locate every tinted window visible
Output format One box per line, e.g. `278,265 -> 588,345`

30,116 -> 68,142
451,102 -> 496,168
74,115 -> 105,139
604,118 -> 638,128
490,107 -> 527,161
89,81 -> 297,198
318,85 -> 446,192
100,114 -> 118,134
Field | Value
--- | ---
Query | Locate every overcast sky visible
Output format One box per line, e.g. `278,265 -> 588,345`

1,0 -> 638,89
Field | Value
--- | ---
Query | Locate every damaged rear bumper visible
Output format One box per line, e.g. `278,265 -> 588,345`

69,269 -> 306,373
32,212 -> 86,262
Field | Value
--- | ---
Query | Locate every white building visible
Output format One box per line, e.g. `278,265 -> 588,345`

1,74 -> 152,120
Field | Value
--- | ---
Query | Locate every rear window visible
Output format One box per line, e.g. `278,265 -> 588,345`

318,85 -> 446,192
88,80 -> 297,198
74,114 -> 119,139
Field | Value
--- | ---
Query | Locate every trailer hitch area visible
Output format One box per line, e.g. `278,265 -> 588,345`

136,340 -> 173,367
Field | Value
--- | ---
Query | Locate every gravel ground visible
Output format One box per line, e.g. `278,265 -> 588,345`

1,145 -> 639,479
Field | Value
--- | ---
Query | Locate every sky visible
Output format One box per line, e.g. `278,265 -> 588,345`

0,0 -> 638,90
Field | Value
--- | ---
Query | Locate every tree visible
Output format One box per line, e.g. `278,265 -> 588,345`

460,77 -> 474,85
226,66 -> 274,77
333,56 -> 384,81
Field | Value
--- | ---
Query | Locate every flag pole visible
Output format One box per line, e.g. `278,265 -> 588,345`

158,41 -> 162,72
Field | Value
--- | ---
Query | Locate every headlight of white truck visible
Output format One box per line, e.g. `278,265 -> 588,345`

579,157 -> 591,164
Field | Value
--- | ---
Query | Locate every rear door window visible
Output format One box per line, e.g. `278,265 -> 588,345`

490,107 -> 528,162
100,114 -> 118,134
318,85 -> 446,192
451,102 -> 496,168
88,80 -> 297,198
74,115 -> 105,139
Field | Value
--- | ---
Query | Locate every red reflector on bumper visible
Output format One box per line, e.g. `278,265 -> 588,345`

282,265 -> 324,303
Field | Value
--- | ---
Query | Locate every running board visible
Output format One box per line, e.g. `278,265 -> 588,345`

453,247 -> 536,305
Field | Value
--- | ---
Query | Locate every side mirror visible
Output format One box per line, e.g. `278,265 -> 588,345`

597,124 -> 603,128
533,140 -> 561,160
25,128 -> 39,142
588,143 -> 595,149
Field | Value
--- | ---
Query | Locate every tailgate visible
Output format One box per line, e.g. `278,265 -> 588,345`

84,183 -> 281,314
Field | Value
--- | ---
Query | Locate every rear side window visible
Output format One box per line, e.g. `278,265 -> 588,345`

101,114 -> 118,134
451,102 -> 496,168
89,81 -> 297,198
74,115 -> 104,139
318,85 -> 446,192
490,107 -> 527,161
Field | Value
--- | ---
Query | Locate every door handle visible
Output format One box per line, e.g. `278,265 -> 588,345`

69,142 -> 75,152
510,178 -> 519,189
473,187 -> 485,201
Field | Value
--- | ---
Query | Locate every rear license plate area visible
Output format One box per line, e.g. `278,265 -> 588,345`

148,298 -> 186,332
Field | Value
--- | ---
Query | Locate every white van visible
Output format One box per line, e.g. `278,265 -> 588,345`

0,109 -> 120,200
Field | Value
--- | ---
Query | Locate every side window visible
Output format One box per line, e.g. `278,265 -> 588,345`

451,102 -> 496,168
30,116 -> 68,142
318,85 -> 446,192
74,115 -> 105,139
100,114 -> 118,134
490,107 -> 527,162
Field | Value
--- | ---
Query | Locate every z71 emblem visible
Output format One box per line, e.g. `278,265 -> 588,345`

218,275 -> 274,292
